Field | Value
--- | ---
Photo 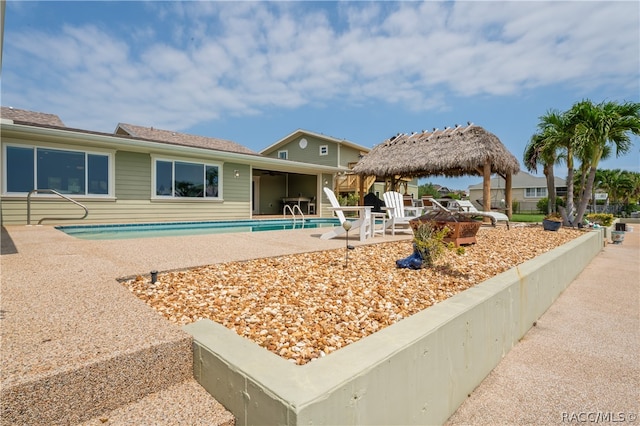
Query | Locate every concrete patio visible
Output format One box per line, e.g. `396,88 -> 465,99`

1,221 -> 637,424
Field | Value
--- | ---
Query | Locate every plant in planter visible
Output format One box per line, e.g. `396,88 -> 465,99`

409,210 -> 482,246
396,222 -> 464,269
542,213 -> 563,231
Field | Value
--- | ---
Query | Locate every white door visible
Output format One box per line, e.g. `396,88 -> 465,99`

252,176 -> 261,215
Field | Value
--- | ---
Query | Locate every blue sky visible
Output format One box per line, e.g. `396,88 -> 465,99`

2,1 -> 639,190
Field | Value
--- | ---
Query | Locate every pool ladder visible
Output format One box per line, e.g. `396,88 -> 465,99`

283,204 -> 305,224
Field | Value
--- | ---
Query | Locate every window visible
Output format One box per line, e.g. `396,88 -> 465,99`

154,158 -> 220,199
319,145 -> 328,156
278,150 -> 288,160
525,187 -> 547,198
3,145 -> 111,196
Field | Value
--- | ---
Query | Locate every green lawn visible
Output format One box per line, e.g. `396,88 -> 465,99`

511,213 -> 544,223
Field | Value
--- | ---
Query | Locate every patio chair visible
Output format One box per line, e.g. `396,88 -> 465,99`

447,199 -> 510,229
320,187 -> 372,241
382,191 -> 416,235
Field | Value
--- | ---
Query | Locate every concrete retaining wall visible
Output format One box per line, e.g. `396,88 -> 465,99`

184,229 -> 603,425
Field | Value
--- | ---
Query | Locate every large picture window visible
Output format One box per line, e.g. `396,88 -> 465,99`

154,159 -> 220,198
3,145 -> 111,196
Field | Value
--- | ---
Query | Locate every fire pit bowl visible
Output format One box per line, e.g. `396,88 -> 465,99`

410,210 -> 482,246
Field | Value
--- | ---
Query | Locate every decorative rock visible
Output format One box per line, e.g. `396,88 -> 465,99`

123,226 -> 585,365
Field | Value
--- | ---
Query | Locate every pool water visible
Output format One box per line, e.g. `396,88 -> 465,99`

56,218 -> 341,240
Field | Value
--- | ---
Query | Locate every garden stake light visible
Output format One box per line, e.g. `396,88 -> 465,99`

342,221 -> 354,268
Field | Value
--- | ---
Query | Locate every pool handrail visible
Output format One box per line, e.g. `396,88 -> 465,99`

27,189 -> 89,225
283,204 -> 305,223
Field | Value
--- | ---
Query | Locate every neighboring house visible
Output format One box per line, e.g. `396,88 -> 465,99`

433,185 -> 452,197
1,107 -> 347,225
468,171 -> 567,212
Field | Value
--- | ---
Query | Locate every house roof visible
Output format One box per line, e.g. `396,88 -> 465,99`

260,129 -> 369,155
116,123 -> 257,156
351,124 -> 520,179
1,108 -> 344,175
468,171 -> 566,189
1,106 -> 65,127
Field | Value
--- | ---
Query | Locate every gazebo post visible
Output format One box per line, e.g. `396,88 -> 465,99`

358,175 -> 365,205
483,160 -> 491,212
505,172 -> 513,218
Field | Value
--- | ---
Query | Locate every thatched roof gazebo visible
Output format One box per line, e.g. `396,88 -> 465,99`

352,124 -> 520,217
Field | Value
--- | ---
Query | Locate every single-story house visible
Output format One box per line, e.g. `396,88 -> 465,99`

468,171 -> 567,212
0,107 -> 375,225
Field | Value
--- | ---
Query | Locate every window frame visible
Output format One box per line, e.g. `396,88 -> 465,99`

319,145 -> 328,156
2,142 -> 114,198
151,155 -> 223,201
524,187 -> 547,198
277,150 -> 288,160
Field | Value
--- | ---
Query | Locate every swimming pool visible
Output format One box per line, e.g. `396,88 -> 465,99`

56,218 -> 341,240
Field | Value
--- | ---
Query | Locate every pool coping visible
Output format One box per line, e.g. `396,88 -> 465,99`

184,229 -> 603,425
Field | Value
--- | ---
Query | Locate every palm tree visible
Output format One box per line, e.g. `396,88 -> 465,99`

570,100 -> 640,224
524,130 -> 558,214
526,109 -> 576,223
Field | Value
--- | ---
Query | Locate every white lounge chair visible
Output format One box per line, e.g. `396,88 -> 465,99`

320,187 -> 372,241
448,200 -> 510,229
382,191 -> 417,235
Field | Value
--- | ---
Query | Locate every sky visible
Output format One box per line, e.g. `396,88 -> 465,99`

1,1 -> 639,190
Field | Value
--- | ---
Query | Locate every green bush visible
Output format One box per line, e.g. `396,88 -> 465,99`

537,197 -> 565,214
412,223 -> 464,267
621,203 -> 640,216
338,193 -> 359,206
512,199 -> 520,214
586,213 -> 614,227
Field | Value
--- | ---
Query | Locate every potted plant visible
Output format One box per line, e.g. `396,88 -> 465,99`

397,223 -> 464,269
542,213 -> 563,231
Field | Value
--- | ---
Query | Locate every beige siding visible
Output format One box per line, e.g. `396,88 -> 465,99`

222,163 -> 250,202
269,136 -> 339,167
1,161 -> 253,225
115,151 -> 151,200
1,198 -> 251,225
339,145 -> 363,168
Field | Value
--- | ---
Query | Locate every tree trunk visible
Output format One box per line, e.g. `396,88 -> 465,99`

574,165 -> 598,225
505,173 -> 513,218
563,151 -> 576,226
543,164 -> 556,214
483,161 -> 491,212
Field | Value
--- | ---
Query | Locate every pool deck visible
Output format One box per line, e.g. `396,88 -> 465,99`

1,223 -> 638,424
0,223 -> 411,424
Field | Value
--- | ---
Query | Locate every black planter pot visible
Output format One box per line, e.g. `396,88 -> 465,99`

543,219 -> 562,231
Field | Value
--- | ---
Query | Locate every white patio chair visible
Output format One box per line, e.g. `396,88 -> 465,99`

320,187 -> 372,241
382,191 -> 415,235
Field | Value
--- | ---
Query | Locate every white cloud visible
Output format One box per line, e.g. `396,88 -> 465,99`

2,1 -> 638,132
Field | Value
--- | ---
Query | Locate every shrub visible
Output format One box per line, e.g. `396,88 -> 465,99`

537,197 -> 565,214
412,223 -> 464,267
586,213 -> 614,227
543,212 -> 563,223
338,193 -> 359,206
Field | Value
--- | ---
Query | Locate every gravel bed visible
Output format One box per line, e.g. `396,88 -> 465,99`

124,226 -> 585,365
